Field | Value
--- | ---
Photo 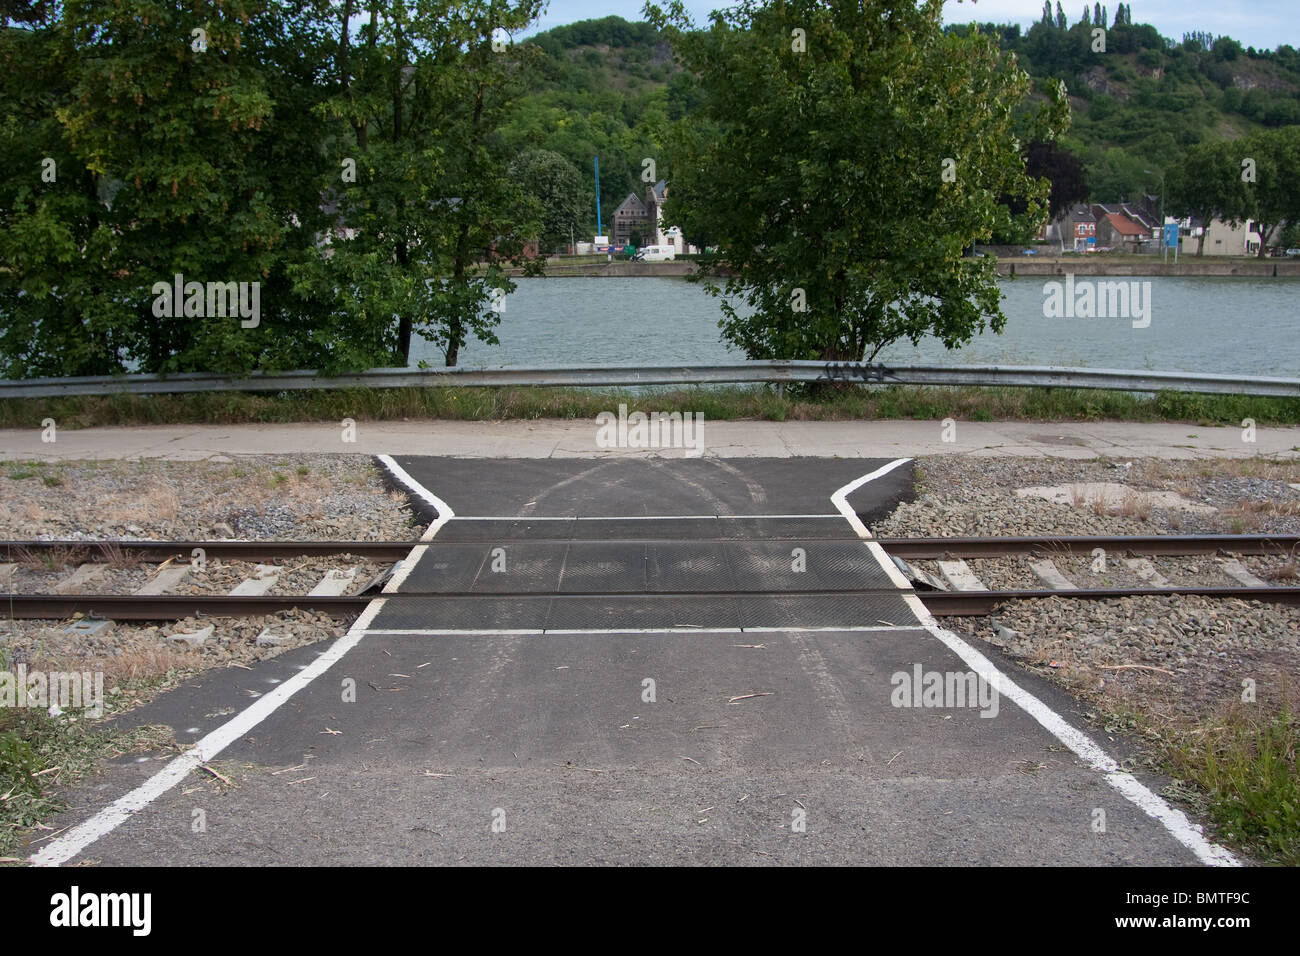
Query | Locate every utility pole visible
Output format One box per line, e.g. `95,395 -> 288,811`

594,157 -> 603,238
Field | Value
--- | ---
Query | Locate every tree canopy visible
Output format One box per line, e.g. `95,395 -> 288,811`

647,0 -> 1066,363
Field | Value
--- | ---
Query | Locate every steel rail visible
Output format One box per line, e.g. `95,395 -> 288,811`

0,594 -> 373,620
919,586 -> 1300,616
0,540 -> 415,562
878,534 -> 1300,558
2,533 -> 1297,562
4,584 -> 1296,621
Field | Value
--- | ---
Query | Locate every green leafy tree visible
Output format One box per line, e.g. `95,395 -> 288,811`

647,0 -> 1064,363
509,149 -> 585,252
1239,127 -> 1300,257
298,0 -> 544,367
1165,140 -> 1251,255
0,0 -> 340,377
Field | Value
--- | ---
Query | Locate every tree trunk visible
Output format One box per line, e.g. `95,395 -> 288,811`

446,78 -> 488,368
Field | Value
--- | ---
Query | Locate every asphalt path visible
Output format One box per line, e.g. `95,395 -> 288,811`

29,457 -> 1227,865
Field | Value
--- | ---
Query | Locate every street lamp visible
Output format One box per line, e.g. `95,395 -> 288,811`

1144,168 -> 1169,263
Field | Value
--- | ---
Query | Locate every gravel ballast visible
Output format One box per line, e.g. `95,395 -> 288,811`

0,454 -> 422,541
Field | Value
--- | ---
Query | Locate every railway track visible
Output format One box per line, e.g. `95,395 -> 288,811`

0,535 -> 1296,621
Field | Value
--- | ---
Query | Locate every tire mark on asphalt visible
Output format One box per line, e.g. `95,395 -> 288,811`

783,631 -> 873,764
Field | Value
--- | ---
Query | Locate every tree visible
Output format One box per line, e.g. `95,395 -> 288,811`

1165,140 -> 1251,255
509,149 -> 586,251
1239,127 -> 1300,257
0,0 -> 343,378
1026,141 -> 1090,219
1056,2 -> 1067,29
301,0 -> 545,367
647,0 -> 1064,363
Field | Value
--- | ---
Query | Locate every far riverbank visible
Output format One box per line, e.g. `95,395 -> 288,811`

498,257 -> 1300,278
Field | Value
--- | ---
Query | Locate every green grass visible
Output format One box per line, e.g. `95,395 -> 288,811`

1,383 -> 1298,429
1169,704 -> 1300,865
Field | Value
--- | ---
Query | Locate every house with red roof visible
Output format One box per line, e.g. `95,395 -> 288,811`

1090,204 -> 1152,253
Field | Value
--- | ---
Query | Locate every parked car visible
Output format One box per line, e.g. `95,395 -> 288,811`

636,244 -> 677,262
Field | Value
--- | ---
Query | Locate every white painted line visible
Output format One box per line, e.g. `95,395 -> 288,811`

382,546 -> 426,594
375,454 -> 456,543
1219,558 -> 1267,588
374,455 -> 456,593
1123,557 -> 1170,588
829,457 -> 913,541
832,461 -> 1238,867
29,598 -> 390,866
1029,559 -> 1078,591
740,625 -> 929,633
937,559 -> 988,592
450,514 -> 843,521
362,625 -> 928,637
30,457 -> 456,865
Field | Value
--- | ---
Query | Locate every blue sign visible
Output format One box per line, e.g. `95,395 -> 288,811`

1163,223 -> 1179,248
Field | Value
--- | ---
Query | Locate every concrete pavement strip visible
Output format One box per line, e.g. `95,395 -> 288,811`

1,419 -> 1297,461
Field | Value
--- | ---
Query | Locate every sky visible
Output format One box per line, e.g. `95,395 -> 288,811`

526,1 -> 1300,52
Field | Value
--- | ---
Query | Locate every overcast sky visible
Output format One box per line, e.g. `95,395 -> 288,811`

527,1 -> 1299,52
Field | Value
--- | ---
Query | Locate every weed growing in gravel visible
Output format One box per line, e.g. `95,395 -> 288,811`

14,544 -> 88,572
1170,702 -> 1300,865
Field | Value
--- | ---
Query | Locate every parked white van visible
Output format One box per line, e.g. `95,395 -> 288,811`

638,244 -> 677,262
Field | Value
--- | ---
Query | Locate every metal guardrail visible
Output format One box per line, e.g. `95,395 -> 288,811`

1,362 -> 1298,399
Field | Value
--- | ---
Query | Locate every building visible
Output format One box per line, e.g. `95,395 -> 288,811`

609,191 -> 649,248
607,179 -> 691,253
1090,205 -> 1152,253
1180,216 -> 1264,256
1040,203 -> 1098,251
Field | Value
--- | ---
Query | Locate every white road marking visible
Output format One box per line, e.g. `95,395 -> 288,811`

449,513 -> 843,520
834,459 -> 1238,867
829,457 -> 914,542
376,454 -> 456,543
29,598 -> 389,866
363,625 -> 928,636
29,454 -> 457,866
375,455 -> 456,593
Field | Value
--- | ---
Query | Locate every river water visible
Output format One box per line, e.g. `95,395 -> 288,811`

409,275 -> 1300,377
